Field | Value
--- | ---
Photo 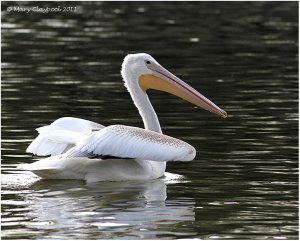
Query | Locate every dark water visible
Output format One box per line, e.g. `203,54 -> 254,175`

1,1 -> 298,239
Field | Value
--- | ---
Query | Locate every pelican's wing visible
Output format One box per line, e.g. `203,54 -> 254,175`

65,125 -> 196,162
26,117 -> 105,156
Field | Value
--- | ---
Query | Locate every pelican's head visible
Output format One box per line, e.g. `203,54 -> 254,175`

121,53 -> 227,118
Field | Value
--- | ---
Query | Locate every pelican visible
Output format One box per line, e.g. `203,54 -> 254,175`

19,53 -> 227,182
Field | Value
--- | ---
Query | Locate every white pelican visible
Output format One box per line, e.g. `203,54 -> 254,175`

20,53 -> 227,182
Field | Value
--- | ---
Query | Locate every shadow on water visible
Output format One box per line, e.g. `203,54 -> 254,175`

1,1 -> 298,239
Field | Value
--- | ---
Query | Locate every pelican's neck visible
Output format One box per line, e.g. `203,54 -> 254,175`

123,72 -> 162,134
135,93 -> 162,133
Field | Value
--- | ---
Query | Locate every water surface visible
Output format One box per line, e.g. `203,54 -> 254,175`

1,1 -> 298,239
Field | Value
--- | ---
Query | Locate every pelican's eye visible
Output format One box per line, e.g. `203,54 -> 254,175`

145,60 -> 151,65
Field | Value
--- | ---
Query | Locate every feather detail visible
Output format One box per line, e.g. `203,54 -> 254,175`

26,117 -> 105,156
65,125 -> 196,162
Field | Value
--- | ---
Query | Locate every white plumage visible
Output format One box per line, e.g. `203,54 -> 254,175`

65,125 -> 196,162
26,117 -> 104,156
20,53 -> 227,182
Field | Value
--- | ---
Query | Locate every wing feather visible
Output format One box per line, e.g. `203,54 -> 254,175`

65,125 -> 196,162
26,117 -> 105,156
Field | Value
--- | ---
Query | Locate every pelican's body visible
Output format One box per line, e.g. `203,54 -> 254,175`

20,53 -> 227,182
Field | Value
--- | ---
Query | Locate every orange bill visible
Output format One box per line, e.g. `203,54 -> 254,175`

139,63 -> 227,118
